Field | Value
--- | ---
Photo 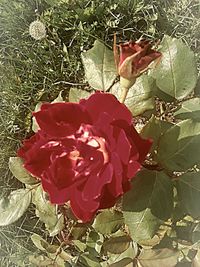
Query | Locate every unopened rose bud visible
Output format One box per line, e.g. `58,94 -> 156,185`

114,38 -> 161,102
115,39 -> 161,90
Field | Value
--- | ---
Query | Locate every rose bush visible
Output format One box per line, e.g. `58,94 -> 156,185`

18,92 -> 151,222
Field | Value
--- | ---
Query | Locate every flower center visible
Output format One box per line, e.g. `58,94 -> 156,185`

67,124 -> 109,178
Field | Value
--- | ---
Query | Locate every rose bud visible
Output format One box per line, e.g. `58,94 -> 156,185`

18,92 -> 152,223
114,38 -> 161,102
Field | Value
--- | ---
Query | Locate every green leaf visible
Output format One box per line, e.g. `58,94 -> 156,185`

29,255 -> 54,266
111,74 -> 155,116
9,253 -> 35,267
52,90 -> 65,103
79,253 -> 101,267
174,98 -> 200,121
71,223 -> 88,240
152,35 -> 197,100
157,119 -> 200,171
31,234 -> 58,253
192,249 -> 200,267
103,235 -> 131,254
141,116 -> 173,152
9,157 -> 38,185
109,258 -> 133,267
68,87 -> 92,102
122,170 -> 173,242
176,172 -> 200,218
192,223 -> 200,244
32,186 -> 64,236
32,102 -> 42,133
104,242 -> 137,267
73,240 -> 87,252
194,77 -> 200,96
0,189 -> 31,226
86,231 -> 104,255
136,248 -> 180,267
92,209 -> 124,235
81,40 -> 117,91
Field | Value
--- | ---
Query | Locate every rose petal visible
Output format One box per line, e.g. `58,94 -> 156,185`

114,121 -> 152,163
136,52 -> 161,71
70,187 -> 99,222
82,163 -> 113,201
94,112 -> 116,150
108,152 -> 123,197
99,186 -> 117,209
115,129 -> 131,164
127,158 -> 141,179
18,132 -> 52,177
34,102 -> 91,137
119,42 -> 139,65
41,175 -> 71,204
80,92 -> 132,125
47,154 -> 75,189
127,126 -> 152,162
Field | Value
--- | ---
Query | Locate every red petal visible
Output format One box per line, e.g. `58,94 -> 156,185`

82,163 -> 113,201
108,152 -> 123,197
119,42 -> 138,65
80,92 -> 132,125
136,52 -> 161,71
41,175 -> 71,204
47,154 -> 75,189
70,187 -> 99,222
99,186 -> 118,209
34,102 -> 90,137
127,158 -> 141,179
127,126 -> 152,162
18,132 -> 52,178
115,129 -> 131,164
115,121 -> 152,163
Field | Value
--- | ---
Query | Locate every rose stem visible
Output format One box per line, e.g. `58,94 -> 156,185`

120,87 -> 129,103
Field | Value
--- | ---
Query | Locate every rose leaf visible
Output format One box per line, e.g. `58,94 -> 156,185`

104,242 -> 137,267
111,75 -> 155,116
86,231 -> 104,256
157,119 -> 200,171
81,40 -> 117,91
92,209 -> 124,235
192,249 -> 200,267
51,91 -> 65,103
122,170 -> 173,243
71,223 -> 88,240
68,87 -> 93,102
176,172 -> 200,218
140,115 -> 173,153
174,97 -> 200,121
32,102 -> 42,133
152,35 -> 197,100
9,157 -> 38,185
31,234 -> 58,253
136,248 -> 180,267
32,185 -> 64,236
0,189 -> 31,226
103,235 -> 132,254
79,253 -> 101,267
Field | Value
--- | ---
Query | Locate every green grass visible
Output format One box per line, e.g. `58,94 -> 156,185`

0,0 -> 199,265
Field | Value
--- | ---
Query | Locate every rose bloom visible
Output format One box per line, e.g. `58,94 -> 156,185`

18,92 -> 151,222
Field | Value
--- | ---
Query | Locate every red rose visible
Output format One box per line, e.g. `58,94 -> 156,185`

119,40 -> 161,80
18,92 -> 151,222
